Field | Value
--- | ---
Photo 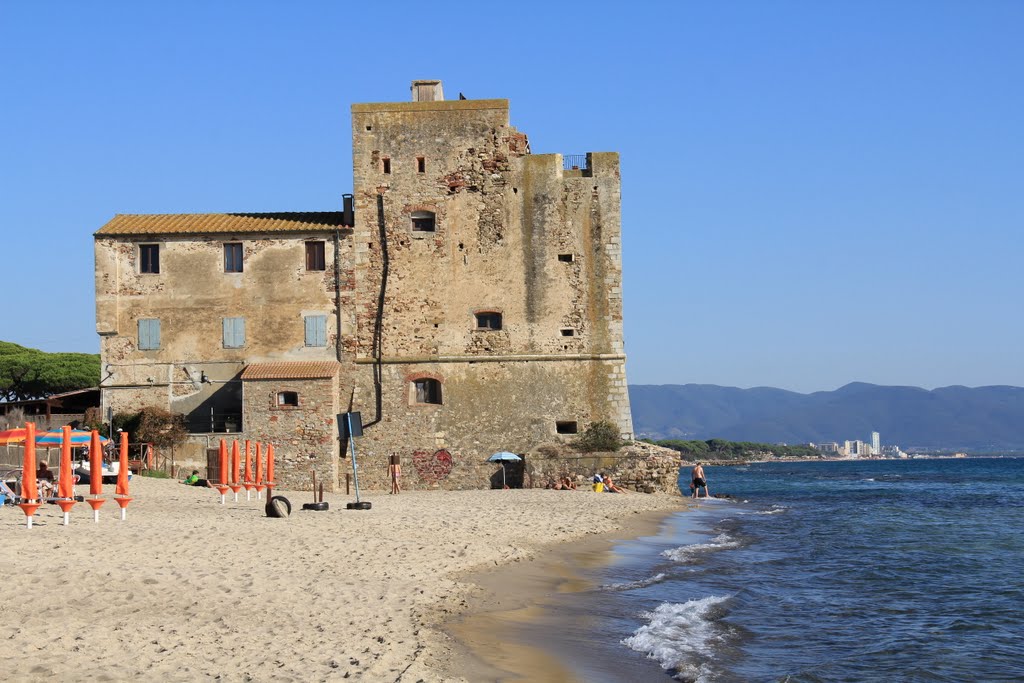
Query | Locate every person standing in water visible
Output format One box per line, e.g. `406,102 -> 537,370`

691,462 -> 709,498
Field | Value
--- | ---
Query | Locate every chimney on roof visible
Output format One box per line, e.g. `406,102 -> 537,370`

411,80 -> 444,102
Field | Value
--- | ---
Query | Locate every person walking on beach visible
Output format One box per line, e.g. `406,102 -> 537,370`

691,462 -> 709,498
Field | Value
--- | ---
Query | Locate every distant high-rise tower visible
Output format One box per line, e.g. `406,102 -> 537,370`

871,431 -> 881,456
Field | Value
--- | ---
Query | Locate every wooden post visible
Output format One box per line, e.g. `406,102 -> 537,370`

346,474 -> 350,495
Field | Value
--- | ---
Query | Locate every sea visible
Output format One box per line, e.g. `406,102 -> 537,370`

508,457 -> 1024,682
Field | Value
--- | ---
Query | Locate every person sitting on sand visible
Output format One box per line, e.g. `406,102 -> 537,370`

182,470 -> 211,487
36,462 -> 56,498
603,475 -> 626,493
561,477 -> 576,491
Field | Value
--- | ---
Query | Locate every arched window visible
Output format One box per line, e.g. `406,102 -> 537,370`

411,210 -> 436,232
413,378 -> 442,405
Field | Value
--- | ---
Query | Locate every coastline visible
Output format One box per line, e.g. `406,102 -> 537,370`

438,506 -> 685,682
1,477 -> 686,681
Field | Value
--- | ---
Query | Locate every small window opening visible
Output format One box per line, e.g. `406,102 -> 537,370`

513,187 -> 518,194
365,125 -> 372,131
556,421 -> 578,434
414,378 -> 442,405
139,244 -> 160,274
382,158 -> 391,174
224,243 -> 243,273
416,156 -> 425,173
558,254 -> 574,263
411,210 -> 436,232
475,312 -> 502,331
277,391 -> 299,407
560,329 -> 575,337
305,241 -> 326,271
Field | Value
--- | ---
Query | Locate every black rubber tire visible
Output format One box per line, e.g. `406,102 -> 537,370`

265,495 -> 292,518
301,501 -> 329,511
354,501 -> 372,510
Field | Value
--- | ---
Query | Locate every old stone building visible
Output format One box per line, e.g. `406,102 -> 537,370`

94,80 -> 633,490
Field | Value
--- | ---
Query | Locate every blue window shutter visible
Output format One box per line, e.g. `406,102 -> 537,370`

139,319 -> 160,350
305,315 -> 327,347
223,318 -> 245,348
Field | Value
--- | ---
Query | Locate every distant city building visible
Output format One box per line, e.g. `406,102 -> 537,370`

817,442 -> 840,454
871,431 -> 881,456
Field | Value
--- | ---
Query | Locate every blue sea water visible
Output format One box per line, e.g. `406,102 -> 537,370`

521,458 -> 1024,682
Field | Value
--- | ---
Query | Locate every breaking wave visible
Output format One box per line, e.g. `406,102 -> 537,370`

622,595 -> 731,682
601,572 -> 667,592
661,533 -> 739,563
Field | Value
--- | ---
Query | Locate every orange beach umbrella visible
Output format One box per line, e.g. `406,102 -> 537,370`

0,426 -> 30,445
21,423 -> 38,501
116,431 -> 130,496
231,440 -> 240,485
243,440 -> 253,483
89,430 -> 103,496
255,443 -> 263,485
266,444 -> 275,484
219,439 -> 228,486
58,426 -> 74,499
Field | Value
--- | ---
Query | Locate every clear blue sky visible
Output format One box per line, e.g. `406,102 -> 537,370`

2,1 -> 1021,393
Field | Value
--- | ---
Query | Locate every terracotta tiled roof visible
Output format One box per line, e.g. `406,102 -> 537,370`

240,361 -> 340,381
95,212 -> 347,236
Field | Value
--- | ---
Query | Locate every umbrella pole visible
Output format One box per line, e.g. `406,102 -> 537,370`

502,463 -> 507,488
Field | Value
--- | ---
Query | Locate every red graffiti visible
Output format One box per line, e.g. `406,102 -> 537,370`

413,449 -> 453,483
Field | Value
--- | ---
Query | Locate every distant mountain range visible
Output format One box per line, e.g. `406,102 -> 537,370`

628,383 -> 1024,452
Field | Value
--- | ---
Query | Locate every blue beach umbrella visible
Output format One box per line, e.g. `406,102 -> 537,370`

35,430 -> 109,447
487,452 -> 521,488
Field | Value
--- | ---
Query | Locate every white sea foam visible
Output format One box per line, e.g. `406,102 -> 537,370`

756,504 -> 788,515
661,533 -> 739,563
601,572 -> 667,592
622,596 -> 729,682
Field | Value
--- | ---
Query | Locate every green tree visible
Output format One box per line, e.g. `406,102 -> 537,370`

0,341 -> 100,401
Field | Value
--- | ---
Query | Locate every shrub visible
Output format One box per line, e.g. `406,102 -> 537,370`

574,420 -> 623,453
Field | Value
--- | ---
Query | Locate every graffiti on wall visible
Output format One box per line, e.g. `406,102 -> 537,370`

413,449 -> 453,483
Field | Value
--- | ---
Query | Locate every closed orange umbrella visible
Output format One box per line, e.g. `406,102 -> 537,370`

215,439 -> 229,504
242,440 -> 254,499
56,426 -> 77,525
255,443 -> 264,499
229,440 -> 242,500
116,431 -> 130,496
266,444 -> 275,490
89,430 -> 103,496
58,426 -> 74,498
21,422 -> 38,502
17,423 -> 41,527
86,429 -> 106,522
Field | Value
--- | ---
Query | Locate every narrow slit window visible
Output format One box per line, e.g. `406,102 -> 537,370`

277,391 -> 299,407
382,158 -> 391,174
475,312 -> 502,331
413,378 -> 442,405
558,254 -> 574,263
556,421 -> 578,434
140,244 -> 160,273
560,329 -> 575,337
411,210 -> 436,232
416,156 -> 425,173
224,243 -> 243,273
305,241 -> 326,271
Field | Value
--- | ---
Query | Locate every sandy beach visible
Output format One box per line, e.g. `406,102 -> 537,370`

2,477 -> 685,681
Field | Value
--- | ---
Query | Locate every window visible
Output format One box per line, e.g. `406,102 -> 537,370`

305,241 -> 326,271
416,156 -> 426,173
382,157 -> 391,174
222,317 -> 245,348
140,244 -> 160,273
556,421 -> 578,434
558,254 -> 574,263
414,378 -> 442,405
304,315 -> 327,347
411,210 -> 436,232
560,328 -> 575,337
277,391 -> 299,407
138,319 -> 161,350
224,243 -> 243,273
475,311 -> 502,331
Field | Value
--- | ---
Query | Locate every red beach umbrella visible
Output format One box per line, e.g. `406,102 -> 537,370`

116,430 -> 130,496
0,426 -> 30,445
